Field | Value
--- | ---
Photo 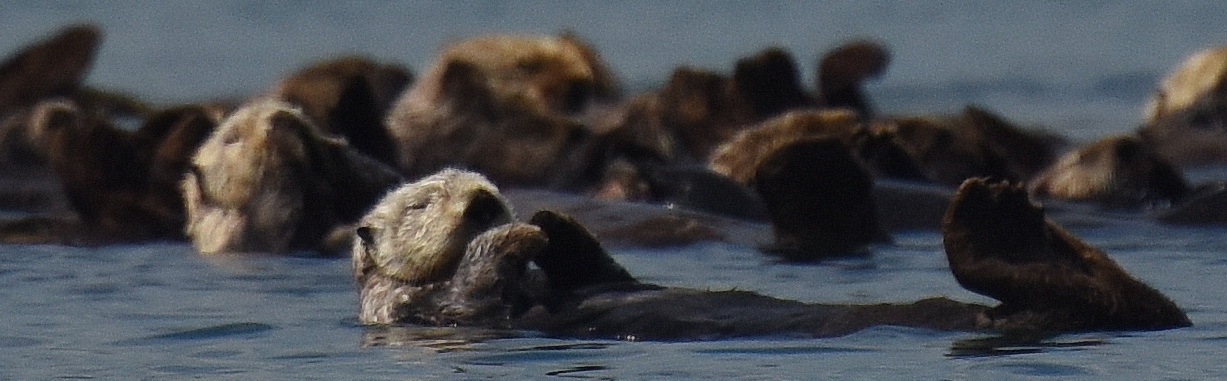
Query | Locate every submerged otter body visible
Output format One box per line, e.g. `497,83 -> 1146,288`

354,169 -> 1189,341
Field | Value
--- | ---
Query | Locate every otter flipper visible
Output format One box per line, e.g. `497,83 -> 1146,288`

816,40 -> 889,118
943,178 -> 1190,331
528,210 -> 637,291
441,223 -> 547,324
0,24 -> 100,112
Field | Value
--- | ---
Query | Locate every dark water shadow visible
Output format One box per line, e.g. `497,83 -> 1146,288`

545,364 -> 612,379
946,333 -> 1106,358
112,322 -> 276,346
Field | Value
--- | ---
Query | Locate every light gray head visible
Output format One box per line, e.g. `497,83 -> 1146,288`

354,168 -> 516,284
181,99 -> 332,254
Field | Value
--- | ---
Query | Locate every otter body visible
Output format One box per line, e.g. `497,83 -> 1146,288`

354,169 -> 1189,341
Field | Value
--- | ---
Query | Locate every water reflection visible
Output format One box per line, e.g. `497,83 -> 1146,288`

360,325 -> 523,350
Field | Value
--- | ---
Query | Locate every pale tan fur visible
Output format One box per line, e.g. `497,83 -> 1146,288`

393,35 -> 596,118
1144,46 -> 1227,123
1031,144 -> 1117,200
354,168 -> 514,284
384,35 -> 602,184
708,109 -> 860,184
182,99 -> 357,254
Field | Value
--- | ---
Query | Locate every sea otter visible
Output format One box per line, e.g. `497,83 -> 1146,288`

384,33 -> 616,186
267,55 -> 413,167
40,101 -> 218,242
1029,135 -> 1190,209
1137,46 -> 1227,166
182,99 -> 402,255
879,106 -> 1063,187
0,100 -> 218,245
353,169 -> 1189,340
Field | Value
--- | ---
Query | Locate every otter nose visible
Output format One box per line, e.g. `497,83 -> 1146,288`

463,189 -> 511,229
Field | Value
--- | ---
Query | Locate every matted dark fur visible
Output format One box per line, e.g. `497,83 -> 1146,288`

943,178 -> 1191,332
0,24 -> 100,113
36,102 -> 216,242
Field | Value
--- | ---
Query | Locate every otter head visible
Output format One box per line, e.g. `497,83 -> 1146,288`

1030,135 -> 1190,208
181,99 -> 333,254
354,169 -> 516,284
417,34 -> 602,116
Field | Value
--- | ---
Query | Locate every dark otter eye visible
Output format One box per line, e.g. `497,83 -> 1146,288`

356,226 -> 375,246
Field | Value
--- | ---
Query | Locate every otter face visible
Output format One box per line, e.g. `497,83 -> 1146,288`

181,100 -> 317,254
355,169 -> 514,284
187,101 -> 307,208
455,35 -> 598,115
1031,135 -> 1191,208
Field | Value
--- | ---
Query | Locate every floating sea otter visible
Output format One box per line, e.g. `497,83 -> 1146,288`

1030,135 -> 1190,209
1138,46 -> 1227,166
0,100 -> 217,245
353,169 -> 1189,340
267,55 -> 413,168
384,33 -> 617,186
41,101 -> 218,242
183,99 -> 402,254
879,106 -> 1063,187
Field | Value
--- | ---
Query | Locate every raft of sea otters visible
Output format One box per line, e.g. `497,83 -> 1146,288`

5,23 -> 1222,340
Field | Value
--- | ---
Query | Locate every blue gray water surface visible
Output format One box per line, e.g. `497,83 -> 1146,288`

3,1 -> 1227,379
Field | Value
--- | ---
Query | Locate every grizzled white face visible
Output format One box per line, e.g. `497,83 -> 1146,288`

181,99 -> 316,254
354,169 -> 515,284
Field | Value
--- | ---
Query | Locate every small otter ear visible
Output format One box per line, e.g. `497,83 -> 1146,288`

268,109 -> 312,133
266,109 -> 315,160
355,226 -> 375,246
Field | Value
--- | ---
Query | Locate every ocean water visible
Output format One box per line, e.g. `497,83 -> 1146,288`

3,1 -> 1227,379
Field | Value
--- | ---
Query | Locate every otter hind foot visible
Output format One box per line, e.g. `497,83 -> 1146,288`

944,177 -> 1191,332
